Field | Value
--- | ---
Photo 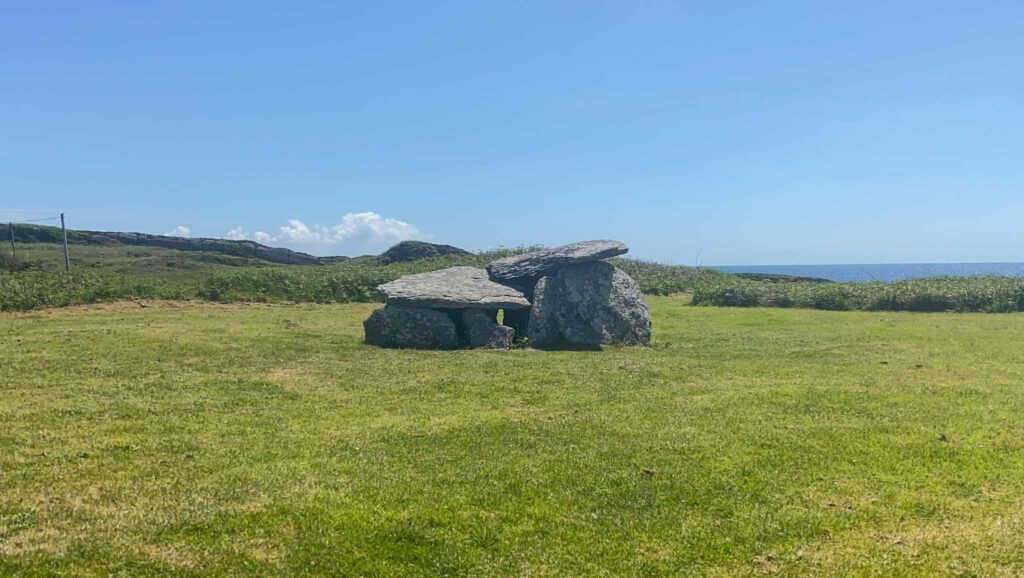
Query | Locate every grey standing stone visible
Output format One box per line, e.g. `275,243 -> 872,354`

363,306 -> 460,349
526,277 -> 560,347
487,240 -> 629,281
461,310 -> 515,349
528,261 -> 651,347
379,266 -> 530,309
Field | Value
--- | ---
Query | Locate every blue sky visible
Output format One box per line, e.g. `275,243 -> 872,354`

2,2 -> 1022,264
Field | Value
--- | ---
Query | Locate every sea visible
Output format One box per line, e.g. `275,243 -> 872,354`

714,262 -> 1024,283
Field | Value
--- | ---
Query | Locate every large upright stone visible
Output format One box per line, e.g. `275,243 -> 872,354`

363,306 -> 460,349
487,240 -> 629,281
525,276 -> 560,346
461,310 -> 515,349
379,267 -> 530,309
528,261 -> 651,348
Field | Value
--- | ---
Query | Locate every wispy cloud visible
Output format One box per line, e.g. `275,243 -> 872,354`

225,212 -> 421,255
165,225 -> 191,237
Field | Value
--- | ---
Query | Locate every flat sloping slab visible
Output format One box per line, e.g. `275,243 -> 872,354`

486,240 -> 628,280
379,266 -> 531,309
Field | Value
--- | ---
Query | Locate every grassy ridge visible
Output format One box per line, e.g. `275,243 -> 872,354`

8,223 -> 321,265
0,252 -> 721,311
193,256 -> 493,304
692,276 -> 1024,312
5,243 -> 1024,313
192,255 -> 726,304
1,243 -> 279,279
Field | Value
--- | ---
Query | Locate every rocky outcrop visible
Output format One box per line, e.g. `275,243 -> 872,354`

363,306 -> 460,349
11,225 -> 479,267
377,241 -> 471,264
379,266 -> 530,309
462,310 -> 515,349
528,261 -> 651,347
486,240 -> 628,281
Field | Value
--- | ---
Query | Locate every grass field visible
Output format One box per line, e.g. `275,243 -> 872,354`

4,298 -> 1024,576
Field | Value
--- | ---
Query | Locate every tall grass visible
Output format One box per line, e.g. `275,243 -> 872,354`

692,276 -> 1024,313
9,252 -> 1021,314
0,272 -> 191,311
1,253 -> 714,312
608,258 -> 729,295
194,259 -> 460,304
193,256 -> 719,304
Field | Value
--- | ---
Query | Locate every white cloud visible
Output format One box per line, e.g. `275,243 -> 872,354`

252,231 -> 275,243
333,212 -> 420,245
225,227 -> 274,244
278,219 -> 318,243
165,225 -> 191,237
224,212 -> 421,255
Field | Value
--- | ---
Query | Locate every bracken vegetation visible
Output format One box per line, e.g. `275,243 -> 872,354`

192,257 -> 493,305
0,271 -> 191,311
692,275 -> 1024,312
608,257 -> 730,295
0,250 -> 722,312
4,240 -> 1024,313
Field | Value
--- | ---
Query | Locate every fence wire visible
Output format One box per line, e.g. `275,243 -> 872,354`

4,213 -> 70,272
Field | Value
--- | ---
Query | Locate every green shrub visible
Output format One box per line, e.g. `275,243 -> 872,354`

9,247 -> 1020,315
0,271 -> 191,311
692,276 -> 1024,313
608,258 -> 728,295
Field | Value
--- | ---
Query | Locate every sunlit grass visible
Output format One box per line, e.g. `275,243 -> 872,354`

3,298 -> 1024,575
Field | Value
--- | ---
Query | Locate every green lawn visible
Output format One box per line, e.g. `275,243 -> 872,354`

3,298 -> 1023,576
